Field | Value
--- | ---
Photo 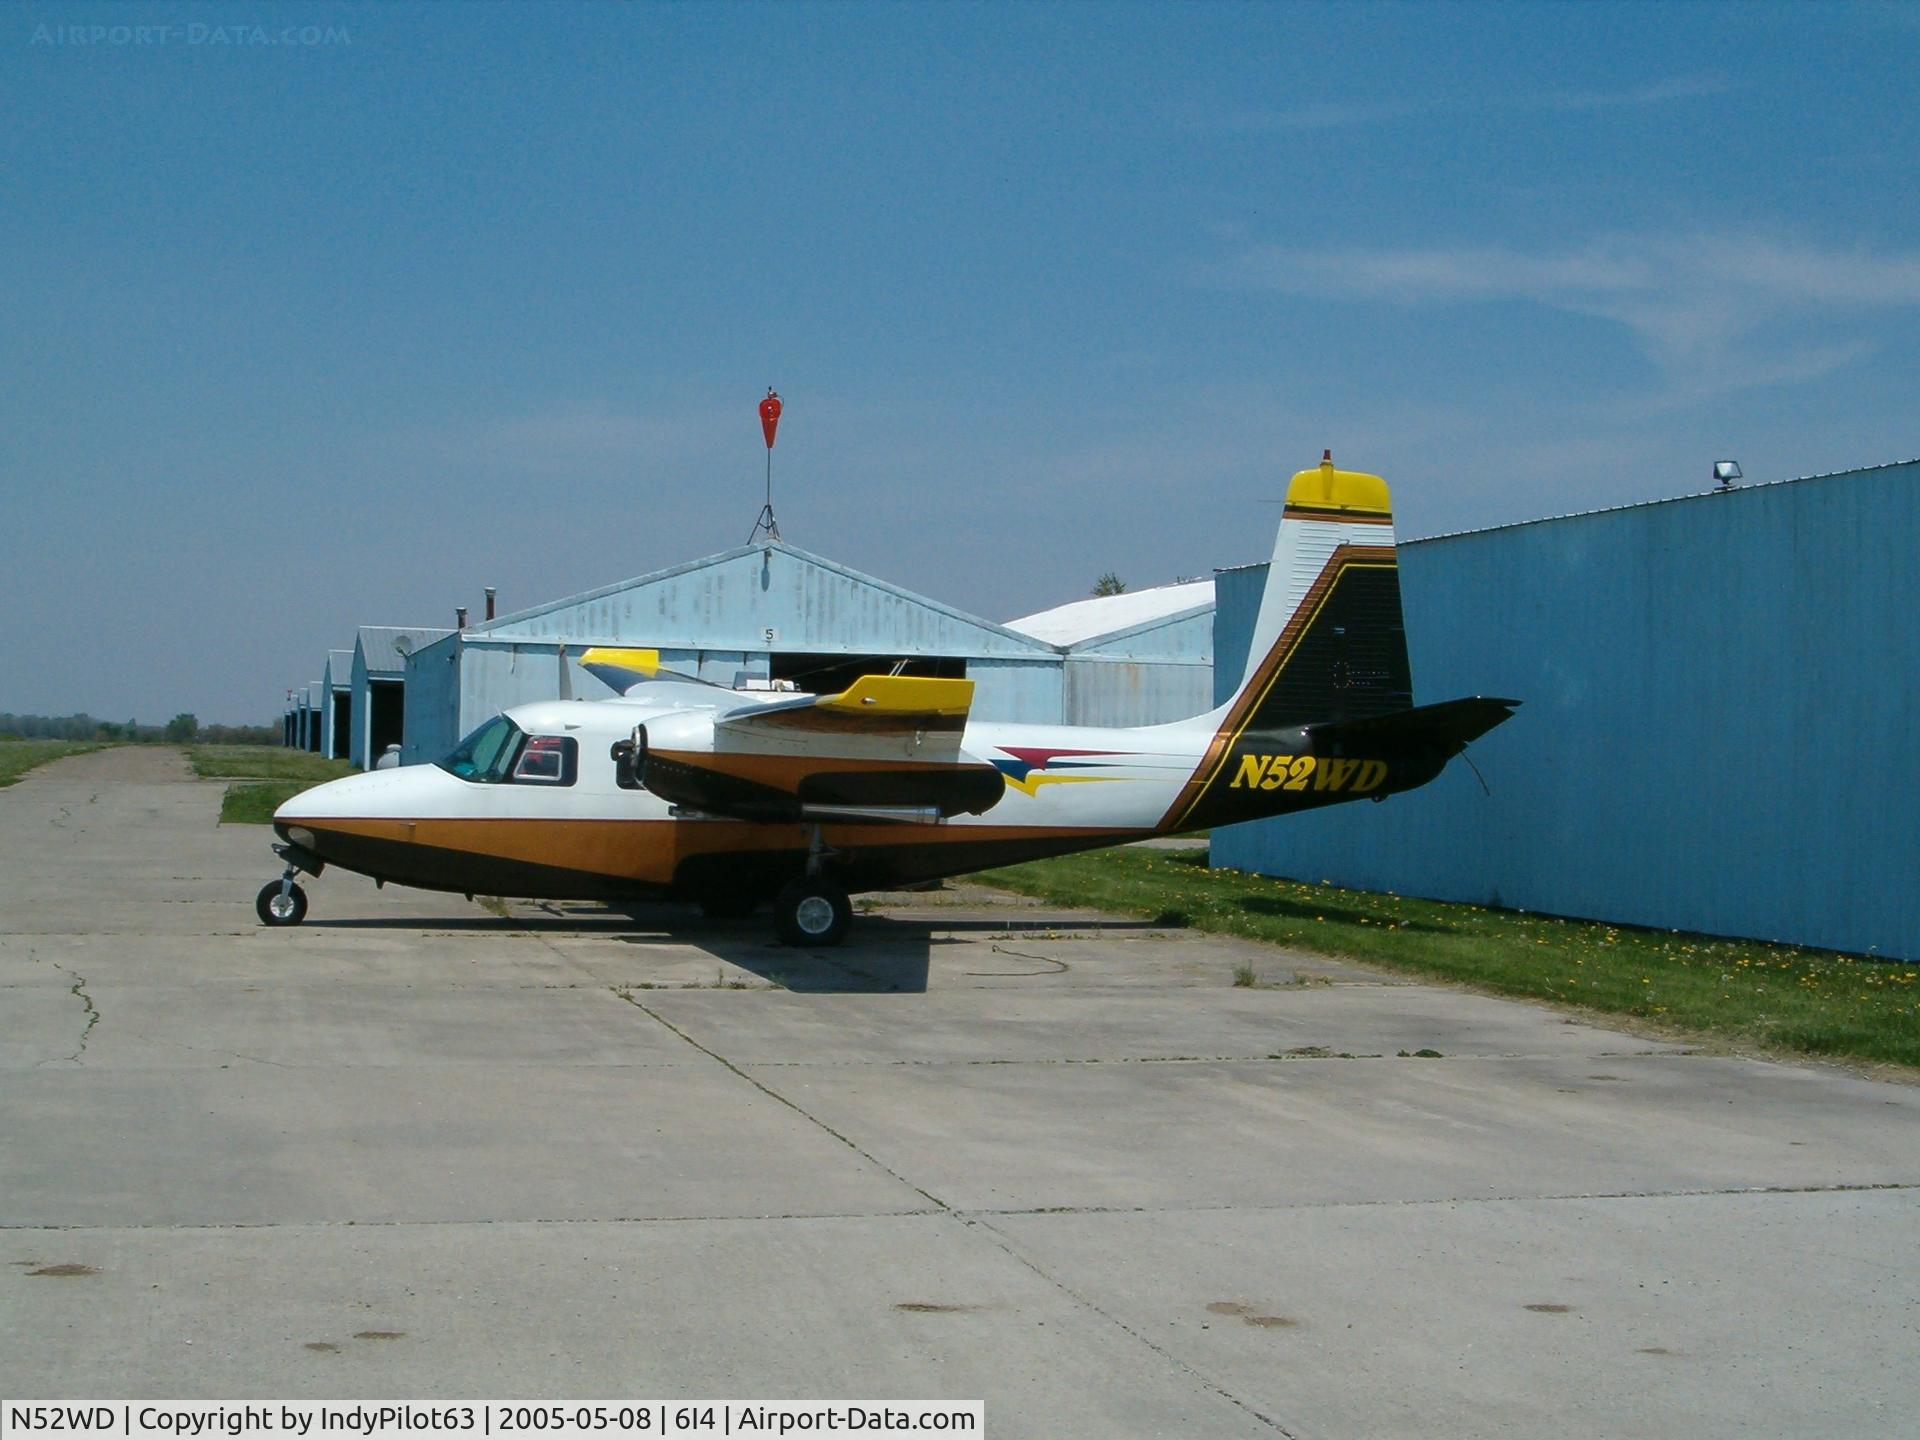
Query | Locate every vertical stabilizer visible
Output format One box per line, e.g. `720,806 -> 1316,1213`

1162,454 -> 1412,829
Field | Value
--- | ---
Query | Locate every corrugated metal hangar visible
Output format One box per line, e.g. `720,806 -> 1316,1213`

320,649 -> 352,761
1211,459 -> 1920,960
292,681 -> 323,753
399,540 -> 1216,764
350,625 -> 452,769
1007,578 -> 1215,727
302,690 -> 319,751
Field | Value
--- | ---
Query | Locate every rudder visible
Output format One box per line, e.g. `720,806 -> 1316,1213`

1228,454 -> 1411,731
1161,454 -> 1415,832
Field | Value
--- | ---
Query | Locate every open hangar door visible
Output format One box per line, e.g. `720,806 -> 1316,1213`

768,653 -> 967,694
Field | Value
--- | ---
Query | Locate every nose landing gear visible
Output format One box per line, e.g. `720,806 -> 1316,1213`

256,870 -> 309,926
257,840 -> 324,927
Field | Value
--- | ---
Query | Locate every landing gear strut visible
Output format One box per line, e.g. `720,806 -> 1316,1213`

257,840 -> 323,927
256,869 -> 308,926
772,826 -> 854,947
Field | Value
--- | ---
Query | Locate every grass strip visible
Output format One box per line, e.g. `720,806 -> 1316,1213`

219,780 -> 320,825
190,746 -> 356,782
0,740 -> 104,788
980,847 -> 1920,1070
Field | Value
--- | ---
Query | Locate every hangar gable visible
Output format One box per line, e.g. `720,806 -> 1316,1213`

478,541 -> 1060,659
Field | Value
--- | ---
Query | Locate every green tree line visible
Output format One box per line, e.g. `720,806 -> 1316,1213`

0,712 -> 278,745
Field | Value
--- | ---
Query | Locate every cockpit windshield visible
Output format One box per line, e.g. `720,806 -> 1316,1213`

436,715 -> 523,783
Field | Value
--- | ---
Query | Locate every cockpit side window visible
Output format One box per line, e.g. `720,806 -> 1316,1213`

436,716 -> 523,784
511,735 -> 578,787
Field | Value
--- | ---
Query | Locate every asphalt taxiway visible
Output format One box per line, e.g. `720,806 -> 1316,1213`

2,748 -> 1916,1437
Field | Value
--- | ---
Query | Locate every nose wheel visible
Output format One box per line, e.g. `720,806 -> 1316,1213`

773,876 -> 851,947
256,871 -> 309,926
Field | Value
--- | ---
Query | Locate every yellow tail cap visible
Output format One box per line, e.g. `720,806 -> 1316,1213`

1285,455 -> 1391,516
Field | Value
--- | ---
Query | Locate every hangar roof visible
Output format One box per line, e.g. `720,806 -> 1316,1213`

1414,457 -> 1920,544
355,626 -> 454,678
1006,579 -> 1215,648
477,540 -> 1058,657
323,649 -> 353,691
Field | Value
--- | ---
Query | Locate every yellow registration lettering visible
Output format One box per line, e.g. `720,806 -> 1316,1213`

1351,760 -> 1388,793
1232,754 -> 1271,789
1259,754 -> 1293,790
1315,757 -> 1358,790
1282,756 -> 1315,791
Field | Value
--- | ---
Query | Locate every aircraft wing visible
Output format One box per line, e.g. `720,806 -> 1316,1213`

581,647 -> 709,696
640,675 -> 1006,822
715,675 -> 973,738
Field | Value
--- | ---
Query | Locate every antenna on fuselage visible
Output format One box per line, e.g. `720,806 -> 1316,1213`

748,387 -> 783,544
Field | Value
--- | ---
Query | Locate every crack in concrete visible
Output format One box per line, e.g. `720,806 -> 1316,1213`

612,985 -> 1298,1435
113,1028 -> 292,1069
968,1212 -> 1299,1437
613,988 -> 950,1210
4,1179 -> 1913,1234
736,1047 -> 1704,1069
32,954 -> 99,1065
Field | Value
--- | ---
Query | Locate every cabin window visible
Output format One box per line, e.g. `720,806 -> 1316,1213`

436,715 -> 522,784
511,735 -> 578,787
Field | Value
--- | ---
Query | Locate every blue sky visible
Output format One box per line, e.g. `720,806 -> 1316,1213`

4,1 -> 1917,723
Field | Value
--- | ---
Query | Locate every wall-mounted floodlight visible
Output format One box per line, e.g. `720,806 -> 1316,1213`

1713,460 -> 1742,488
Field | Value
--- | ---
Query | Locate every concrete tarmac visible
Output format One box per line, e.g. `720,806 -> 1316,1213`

2,748 -> 1916,1436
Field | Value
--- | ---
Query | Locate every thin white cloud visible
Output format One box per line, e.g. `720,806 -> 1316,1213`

1180,75 -> 1730,135
1542,75 -> 1734,111
1210,233 -> 1920,398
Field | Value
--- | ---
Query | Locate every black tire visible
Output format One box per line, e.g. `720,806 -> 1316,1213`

773,877 -> 852,948
256,879 -> 308,927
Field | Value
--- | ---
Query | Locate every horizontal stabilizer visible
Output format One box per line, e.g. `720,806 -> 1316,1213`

1303,696 -> 1520,757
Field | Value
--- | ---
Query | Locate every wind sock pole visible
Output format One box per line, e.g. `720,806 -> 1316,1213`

750,387 -> 783,543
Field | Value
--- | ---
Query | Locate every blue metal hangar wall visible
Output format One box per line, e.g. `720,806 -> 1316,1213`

319,649 -> 352,762
1212,460 -> 1920,960
401,541 -> 1214,764
350,625 -> 452,769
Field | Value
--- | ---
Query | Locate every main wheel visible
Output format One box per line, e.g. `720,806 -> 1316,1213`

773,877 -> 852,948
255,879 -> 308,927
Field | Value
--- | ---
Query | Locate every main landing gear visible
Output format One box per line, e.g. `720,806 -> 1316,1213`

770,823 -> 853,947
773,876 -> 852,948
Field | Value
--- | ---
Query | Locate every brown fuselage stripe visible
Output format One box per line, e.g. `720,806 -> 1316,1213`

309,816 -> 1141,887
1282,506 -> 1393,525
1158,543 -> 1395,831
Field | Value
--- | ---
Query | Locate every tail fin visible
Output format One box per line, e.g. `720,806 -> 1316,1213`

1227,454 -> 1411,730
1160,455 -> 1416,832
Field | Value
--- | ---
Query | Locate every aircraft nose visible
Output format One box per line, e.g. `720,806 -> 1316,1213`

272,773 -> 355,825
273,766 -> 443,825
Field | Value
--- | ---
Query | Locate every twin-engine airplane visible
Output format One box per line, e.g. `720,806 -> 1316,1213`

262,457 -> 1517,945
